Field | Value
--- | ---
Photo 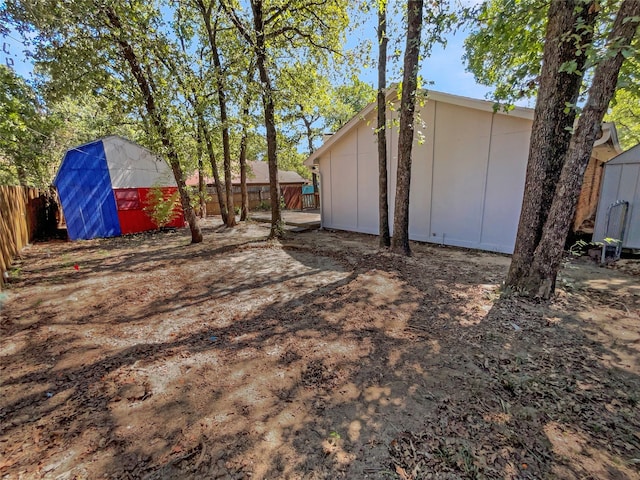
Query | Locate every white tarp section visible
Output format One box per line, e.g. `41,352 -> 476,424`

593,144 -> 640,249
103,136 -> 176,189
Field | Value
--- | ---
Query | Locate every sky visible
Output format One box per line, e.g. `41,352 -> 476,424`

351,26 -> 495,100
1,7 -> 496,102
1,30 -> 32,78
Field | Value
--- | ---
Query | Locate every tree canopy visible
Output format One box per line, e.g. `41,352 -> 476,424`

465,0 -> 640,112
0,0 -> 364,196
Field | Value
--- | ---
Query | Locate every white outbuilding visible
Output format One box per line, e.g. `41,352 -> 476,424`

304,89 -> 621,254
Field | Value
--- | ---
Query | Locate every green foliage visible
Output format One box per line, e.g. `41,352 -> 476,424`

1,0 -> 362,194
323,78 -> 376,132
464,0 -> 640,144
143,187 -> 181,229
606,88 -> 640,149
463,0 -> 548,103
0,65 -> 56,186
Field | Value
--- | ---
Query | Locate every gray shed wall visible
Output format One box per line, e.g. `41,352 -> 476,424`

593,145 -> 640,249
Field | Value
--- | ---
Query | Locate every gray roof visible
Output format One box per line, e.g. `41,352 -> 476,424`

236,161 -> 307,184
186,160 -> 307,186
606,143 -> 640,165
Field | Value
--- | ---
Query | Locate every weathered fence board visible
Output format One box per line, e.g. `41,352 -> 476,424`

203,188 -> 270,216
0,186 -> 41,289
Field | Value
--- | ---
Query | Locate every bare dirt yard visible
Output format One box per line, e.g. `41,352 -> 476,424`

1,218 -> 639,480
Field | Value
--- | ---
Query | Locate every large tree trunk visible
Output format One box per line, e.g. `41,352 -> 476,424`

390,0 -> 423,256
104,7 -> 202,243
506,0 -> 597,286
251,0 -> 282,238
377,0 -> 390,249
524,0 -> 640,298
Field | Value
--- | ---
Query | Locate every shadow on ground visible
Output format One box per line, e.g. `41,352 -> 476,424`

1,218 -> 638,479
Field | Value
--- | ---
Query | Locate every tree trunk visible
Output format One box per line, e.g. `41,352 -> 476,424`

198,159 -> 207,219
301,108 -> 315,155
391,0 -> 423,256
239,104 -> 250,221
524,0 -> 640,298
301,106 -> 319,206
377,0 -> 390,248
168,159 -> 203,242
506,0 -> 597,287
210,27 -> 236,227
251,0 -> 282,238
197,132 -> 206,218
200,117 -> 228,224
104,7 -> 202,243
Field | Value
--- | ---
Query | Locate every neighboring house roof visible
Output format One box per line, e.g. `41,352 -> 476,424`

187,160 -> 307,186
303,87 -> 622,166
592,122 -> 623,161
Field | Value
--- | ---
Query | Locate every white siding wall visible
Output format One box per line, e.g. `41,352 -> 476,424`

480,115 -> 531,251
327,132 -> 357,230
408,101 -> 436,241
357,111 -> 379,234
430,103 -> 492,248
318,99 -> 534,253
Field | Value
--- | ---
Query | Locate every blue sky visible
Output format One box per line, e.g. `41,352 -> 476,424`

1,8 -> 496,101
351,26 -> 494,100
1,30 -> 33,79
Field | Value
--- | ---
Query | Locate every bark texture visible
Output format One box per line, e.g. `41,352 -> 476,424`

239,105 -> 250,221
197,142 -> 206,218
377,0 -> 390,248
506,0 -> 597,286
251,0 -> 282,238
391,0 -> 423,256
201,119 -> 228,224
525,0 -> 640,298
193,0 -> 227,223
209,22 -> 236,227
104,7 -> 202,244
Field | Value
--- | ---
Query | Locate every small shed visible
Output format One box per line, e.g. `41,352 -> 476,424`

304,88 -> 621,254
54,136 -> 184,240
593,143 -> 640,249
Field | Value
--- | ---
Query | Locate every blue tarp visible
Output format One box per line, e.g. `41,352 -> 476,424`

54,140 -> 121,240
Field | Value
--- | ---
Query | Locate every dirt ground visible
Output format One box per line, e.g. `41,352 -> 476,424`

1,218 -> 639,480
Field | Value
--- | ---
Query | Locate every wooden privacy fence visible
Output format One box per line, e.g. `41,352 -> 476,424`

302,192 -> 319,210
199,184 -> 315,216
282,186 -> 302,210
203,186 -> 270,216
0,186 -> 41,289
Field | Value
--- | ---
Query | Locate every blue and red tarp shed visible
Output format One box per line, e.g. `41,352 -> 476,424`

54,136 -> 185,240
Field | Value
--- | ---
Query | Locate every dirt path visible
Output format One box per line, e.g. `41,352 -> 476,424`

1,219 -> 639,479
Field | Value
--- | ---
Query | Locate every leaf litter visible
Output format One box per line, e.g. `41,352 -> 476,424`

0,218 -> 639,479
